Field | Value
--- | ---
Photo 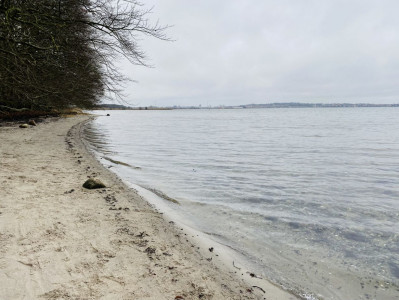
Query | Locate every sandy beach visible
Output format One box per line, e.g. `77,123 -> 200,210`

0,115 -> 297,299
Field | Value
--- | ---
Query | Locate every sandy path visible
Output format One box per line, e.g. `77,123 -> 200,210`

0,116 -> 296,299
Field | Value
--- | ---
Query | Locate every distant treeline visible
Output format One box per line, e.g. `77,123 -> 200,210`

96,102 -> 399,111
239,103 -> 399,108
95,104 -> 172,110
0,0 -> 167,116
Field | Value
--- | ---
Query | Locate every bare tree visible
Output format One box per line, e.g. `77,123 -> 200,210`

0,0 -> 169,113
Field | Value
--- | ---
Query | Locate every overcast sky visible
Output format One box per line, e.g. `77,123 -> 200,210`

116,0 -> 399,106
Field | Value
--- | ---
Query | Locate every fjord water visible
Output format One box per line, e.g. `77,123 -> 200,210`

85,108 -> 399,299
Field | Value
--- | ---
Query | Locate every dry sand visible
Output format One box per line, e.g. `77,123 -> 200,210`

0,115 -> 297,299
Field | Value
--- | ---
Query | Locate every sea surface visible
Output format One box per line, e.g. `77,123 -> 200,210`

84,108 -> 399,299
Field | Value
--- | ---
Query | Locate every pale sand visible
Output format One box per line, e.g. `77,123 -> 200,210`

0,116 -> 297,299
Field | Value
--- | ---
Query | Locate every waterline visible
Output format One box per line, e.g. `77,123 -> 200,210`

84,108 -> 399,299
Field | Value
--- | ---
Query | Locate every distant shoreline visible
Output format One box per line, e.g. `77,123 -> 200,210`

95,102 -> 399,110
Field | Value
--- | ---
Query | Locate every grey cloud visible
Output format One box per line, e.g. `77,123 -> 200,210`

117,0 -> 399,106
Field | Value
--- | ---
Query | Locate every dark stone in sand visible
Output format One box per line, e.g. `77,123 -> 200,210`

83,178 -> 106,189
19,124 -> 29,128
28,120 -> 37,126
145,247 -> 156,254
106,114 -> 110,116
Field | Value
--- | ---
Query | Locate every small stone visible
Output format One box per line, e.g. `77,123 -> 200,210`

83,178 -> 106,189
145,247 -> 156,254
106,114 -> 110,116
28,120 -> 37,126
19,124 -> 29,128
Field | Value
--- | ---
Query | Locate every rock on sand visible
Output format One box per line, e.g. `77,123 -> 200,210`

83,178 -> 106,189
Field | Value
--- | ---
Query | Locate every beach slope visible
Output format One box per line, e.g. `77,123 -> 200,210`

0,116 -> 296,299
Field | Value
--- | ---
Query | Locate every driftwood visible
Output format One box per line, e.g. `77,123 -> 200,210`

0,106 -> 60,120
252,286 -> 266,293
0,105 -> 30,112
232,261 -> 241,270
247,271 -> 263,279
0,105 -> 31,120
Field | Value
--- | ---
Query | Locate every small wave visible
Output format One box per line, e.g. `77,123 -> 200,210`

145,187 -> 180,205
82,122 -> 114,155
301,293 -> 319,300
102,156 -> 141,169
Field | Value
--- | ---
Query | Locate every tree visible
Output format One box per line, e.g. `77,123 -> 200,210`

0,0 -> 168,112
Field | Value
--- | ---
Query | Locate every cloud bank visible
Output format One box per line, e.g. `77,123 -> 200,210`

118,0 -> 399,106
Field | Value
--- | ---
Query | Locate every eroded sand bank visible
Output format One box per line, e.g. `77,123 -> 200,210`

0,116 -> 296,299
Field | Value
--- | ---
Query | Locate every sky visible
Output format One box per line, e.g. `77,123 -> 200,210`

116,0 -> 399,107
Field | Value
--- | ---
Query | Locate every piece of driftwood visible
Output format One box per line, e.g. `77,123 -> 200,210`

0,105 -> 30,112
232,261 -> 241,270
247,271 -> 263,279
252,286 -> 266,293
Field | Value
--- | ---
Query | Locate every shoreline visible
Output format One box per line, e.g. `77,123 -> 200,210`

0,115 -> 296,299
79,116 -> 301,299
84,108 -> 399,300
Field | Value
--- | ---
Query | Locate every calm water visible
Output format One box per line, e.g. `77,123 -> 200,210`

84,108 -> 399,299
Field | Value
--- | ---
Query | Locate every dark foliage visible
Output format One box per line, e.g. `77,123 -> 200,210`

0,0 -> 168,112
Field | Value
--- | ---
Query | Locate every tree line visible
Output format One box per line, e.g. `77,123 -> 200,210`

0,0 -> 167,114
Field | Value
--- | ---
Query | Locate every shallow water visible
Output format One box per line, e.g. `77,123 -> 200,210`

84,108 -> 399,299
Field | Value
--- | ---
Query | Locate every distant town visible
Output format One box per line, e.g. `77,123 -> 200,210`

95,102 -> 399,110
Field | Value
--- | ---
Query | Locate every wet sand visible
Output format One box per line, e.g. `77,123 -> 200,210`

0,115 -> 297,299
